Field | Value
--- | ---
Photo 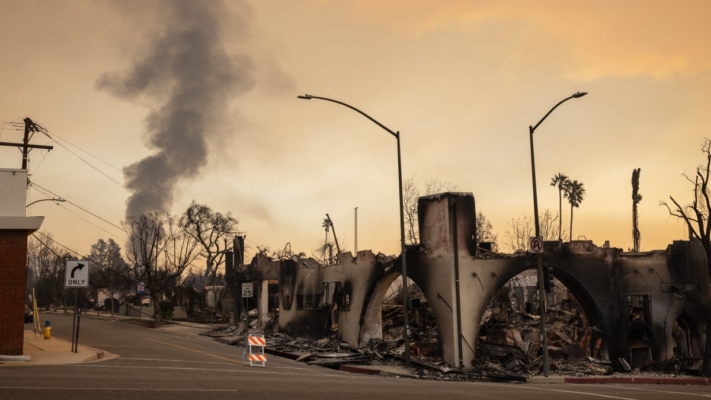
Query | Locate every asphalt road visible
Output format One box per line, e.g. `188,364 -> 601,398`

1,314 -> 710,400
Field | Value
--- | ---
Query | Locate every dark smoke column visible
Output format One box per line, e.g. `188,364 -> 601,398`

97,0 -> 254,216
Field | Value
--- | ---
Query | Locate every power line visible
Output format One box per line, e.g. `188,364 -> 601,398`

37,125 -> 187,211
31,182 -> 127,234
56,203 -> 126,241
41,135 -> 170,215
34,231 -> 84,259
30,183 -> 205,276
31,233 -> 66,259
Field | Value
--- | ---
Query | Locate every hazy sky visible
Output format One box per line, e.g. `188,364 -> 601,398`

1,0 -> 710,261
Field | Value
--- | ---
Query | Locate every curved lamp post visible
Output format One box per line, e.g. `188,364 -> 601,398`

298,94 -> 411,366
530,91 -> 587,377
26,198 -> 65,208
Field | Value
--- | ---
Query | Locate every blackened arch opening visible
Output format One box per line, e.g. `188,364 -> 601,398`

359,270 -> 439,357
478,265 -> 609,362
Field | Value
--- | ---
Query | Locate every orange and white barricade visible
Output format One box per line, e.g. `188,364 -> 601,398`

243,334 -> 267,367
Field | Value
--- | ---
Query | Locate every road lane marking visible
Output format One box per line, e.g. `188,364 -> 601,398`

72,364 -> 344,378
116,357 -> 315,371
142,337 -> 241,363
0,387 -> 240,392
474,382 -> 639,400
590,385 -> 711,398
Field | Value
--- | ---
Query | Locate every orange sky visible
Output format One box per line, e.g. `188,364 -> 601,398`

1,0 -> 710,260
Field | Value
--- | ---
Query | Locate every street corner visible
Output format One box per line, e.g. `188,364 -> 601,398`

0,330 -> 120,367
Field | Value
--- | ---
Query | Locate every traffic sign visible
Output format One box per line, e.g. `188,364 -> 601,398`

65,261 -> 89,288
242,283 -> 253,298
530,237 -> 544,254
137,282 -> 145,295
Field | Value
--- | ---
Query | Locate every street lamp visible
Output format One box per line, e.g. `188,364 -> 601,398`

26,198 -> 66,208
297,94 -> 412,366
529,91 -> 587,377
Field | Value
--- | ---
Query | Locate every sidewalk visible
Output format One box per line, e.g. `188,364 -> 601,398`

0,330 -> 118,366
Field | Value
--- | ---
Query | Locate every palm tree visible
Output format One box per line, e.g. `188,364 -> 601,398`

631,168 -> 642,252
550,173 -> 569,241
564,180 -> 586,241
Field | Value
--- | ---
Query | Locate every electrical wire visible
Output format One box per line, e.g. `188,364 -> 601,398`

33,231 -> 84,259
30,183 -> 204,276
56,203 -> 126,240
37,125 -> 188,211
42,136 -> 170,215
31,182 -> 127,234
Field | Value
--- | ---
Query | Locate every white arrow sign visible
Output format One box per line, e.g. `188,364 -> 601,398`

65,261 -> 90,288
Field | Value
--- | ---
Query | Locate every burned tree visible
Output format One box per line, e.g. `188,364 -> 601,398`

661,139 -> 711,377
632,168 -> 642,252
476,212 -> 498,251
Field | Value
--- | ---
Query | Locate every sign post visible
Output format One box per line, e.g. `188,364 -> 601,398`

65,261 -> 89,353
241,283 -> 253,326
137,282 -> 145,320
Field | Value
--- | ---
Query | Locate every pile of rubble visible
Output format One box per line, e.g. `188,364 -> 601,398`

201,280 -> 702,381
474,284 -> 703,379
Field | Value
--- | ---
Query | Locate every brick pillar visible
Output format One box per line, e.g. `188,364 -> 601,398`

0,230 -> 28,355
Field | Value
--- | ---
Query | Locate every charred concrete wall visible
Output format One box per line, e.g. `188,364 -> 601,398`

411,192 -> 710,367
235,250 -> 390,346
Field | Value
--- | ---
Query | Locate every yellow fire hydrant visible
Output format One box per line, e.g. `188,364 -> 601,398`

43,320 -> 51,340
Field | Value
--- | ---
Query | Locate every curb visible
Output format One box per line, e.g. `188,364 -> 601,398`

340,365 -> 381,375
564,377 -> 710,385
0,355 -> 31,362
81,351 -> 106,363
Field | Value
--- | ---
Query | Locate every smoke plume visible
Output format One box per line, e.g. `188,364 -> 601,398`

97,0 -> 254,217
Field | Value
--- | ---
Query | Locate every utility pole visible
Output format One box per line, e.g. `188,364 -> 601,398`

0,117 -> 53,170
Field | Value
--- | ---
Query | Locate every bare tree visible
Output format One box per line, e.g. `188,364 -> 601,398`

403,176 -> 420,245
504,209 -> 561,253
632,168 -> 642,252
403,175 -> 458,245
661,139 -> 711,376
180,202 -> 239,283
124,213 -> 167,321
30,233 -> 74,311
476,212 -> 498,251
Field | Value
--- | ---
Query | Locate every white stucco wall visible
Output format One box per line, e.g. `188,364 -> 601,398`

0,169 -> 27,216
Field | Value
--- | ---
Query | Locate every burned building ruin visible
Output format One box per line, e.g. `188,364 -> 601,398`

227,192 -> 709,370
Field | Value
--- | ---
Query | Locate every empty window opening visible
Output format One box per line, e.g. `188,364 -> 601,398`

626,295 -> 651,342
296,292 -> 304,310
305,294 -> 314,310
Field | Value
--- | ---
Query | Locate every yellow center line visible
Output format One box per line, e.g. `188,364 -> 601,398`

142,337 -> 241,364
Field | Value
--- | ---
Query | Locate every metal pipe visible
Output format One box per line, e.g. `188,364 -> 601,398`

354,207 -> 358,256
450,198 -> 463,368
